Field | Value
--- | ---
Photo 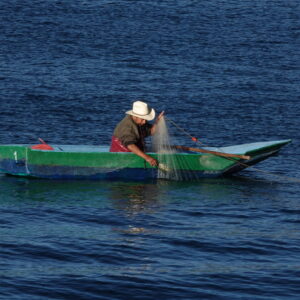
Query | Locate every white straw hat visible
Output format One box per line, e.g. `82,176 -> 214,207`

126,101 -> 155,121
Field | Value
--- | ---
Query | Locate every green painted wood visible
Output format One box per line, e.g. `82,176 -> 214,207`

0,145 -> 235,172
27,150 -> 234,171
0,139 -> 291,177
245,139 -> 291,156
0,145 -> 27,159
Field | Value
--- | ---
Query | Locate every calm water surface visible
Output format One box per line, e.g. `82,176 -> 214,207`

0,0 -> 300,299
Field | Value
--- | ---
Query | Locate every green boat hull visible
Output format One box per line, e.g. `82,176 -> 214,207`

0,140 -> 291,180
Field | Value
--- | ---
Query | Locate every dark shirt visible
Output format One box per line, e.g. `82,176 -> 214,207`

113,115 -> 152,150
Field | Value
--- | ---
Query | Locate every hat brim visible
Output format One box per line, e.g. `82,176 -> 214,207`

126,108 -> 155,121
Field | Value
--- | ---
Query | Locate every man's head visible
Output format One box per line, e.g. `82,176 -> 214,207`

131,116 -> 147,125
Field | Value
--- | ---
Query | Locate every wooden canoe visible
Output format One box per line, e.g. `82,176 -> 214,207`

0,139 -> 291,180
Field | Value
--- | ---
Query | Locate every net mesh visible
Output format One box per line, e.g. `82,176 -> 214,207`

152,117 -> 199,181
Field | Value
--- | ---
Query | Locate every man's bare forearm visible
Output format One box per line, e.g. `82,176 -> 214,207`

127,144 -> 158,166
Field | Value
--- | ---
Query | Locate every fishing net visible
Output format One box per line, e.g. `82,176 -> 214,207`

152,117 -> 199,181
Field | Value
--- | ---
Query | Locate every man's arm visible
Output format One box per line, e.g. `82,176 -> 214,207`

127,144 -> 158,167
150,111 -> 165,135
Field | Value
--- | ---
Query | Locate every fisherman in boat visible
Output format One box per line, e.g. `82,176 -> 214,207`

110,100 -> 164,166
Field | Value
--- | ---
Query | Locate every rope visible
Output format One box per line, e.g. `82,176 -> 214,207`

165,116 -> 205,145
164,116 -> 300,183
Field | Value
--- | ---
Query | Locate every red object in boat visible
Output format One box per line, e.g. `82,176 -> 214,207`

31,138 -> 54,150
109,136 -> 130,152
31,144 -> 54,150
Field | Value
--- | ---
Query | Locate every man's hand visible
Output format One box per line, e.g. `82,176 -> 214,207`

127,144 -> 158,167
145,155 -> 158,167
156,111 -> 165,123
151,111 -> 165,135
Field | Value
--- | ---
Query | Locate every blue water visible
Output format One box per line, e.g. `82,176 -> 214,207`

1,0 -> 300,299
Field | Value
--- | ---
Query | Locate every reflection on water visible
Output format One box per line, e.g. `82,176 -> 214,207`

110,181 -> 162,215
0,173 -> 284,212
0,174 -> 298,279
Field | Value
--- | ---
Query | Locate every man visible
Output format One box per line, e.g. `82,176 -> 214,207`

110,101 -> 164,166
